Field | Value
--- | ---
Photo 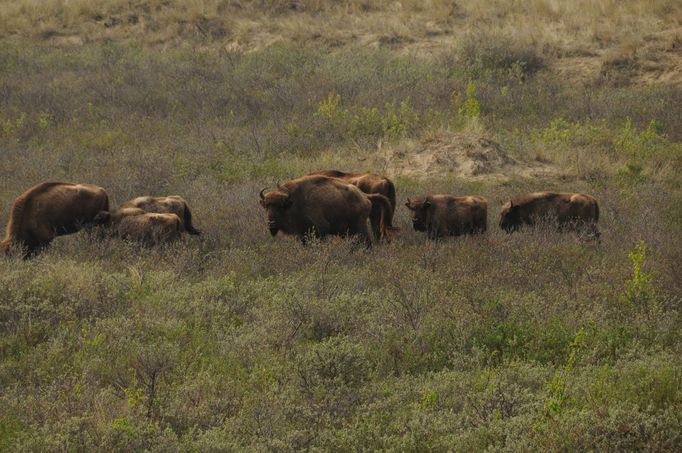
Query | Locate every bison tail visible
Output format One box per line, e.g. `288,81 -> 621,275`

102,191 -> 110,213
4,191 -> 29,244
183,204 -> 201,235
382,179 -> 397,226
367,194 -> 392,242
478,206 -> 488,233
385,180 -> 397,211
594,201 -> 600,222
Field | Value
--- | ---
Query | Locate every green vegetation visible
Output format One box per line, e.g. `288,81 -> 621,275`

1,1 -> 681,450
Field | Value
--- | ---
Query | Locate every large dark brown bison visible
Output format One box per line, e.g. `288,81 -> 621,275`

97,207 -> 182,246
259,175 -> 391,246
1,182 -> 109,257
120,195 -> 201,235
499,192 -> 600,239
405,194 -> 488,239
308,169 -> 397,238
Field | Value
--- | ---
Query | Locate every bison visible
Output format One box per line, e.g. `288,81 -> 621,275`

405,195 -> 488,239
120,195 -> 201,235
308,169 -> 398,238
108,208 -> 182,246
499,192 -> 600,239
1,182 -> 109,258
259,175 -> 391,247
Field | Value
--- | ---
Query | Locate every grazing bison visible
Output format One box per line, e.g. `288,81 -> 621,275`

1,182 -> 109,258
308,169 -> 398,238
405,195 -> 488,239
499,192 -> 600,239
95,207 -> 182,246
120,195 -> 201,235
259,175 -> 390,246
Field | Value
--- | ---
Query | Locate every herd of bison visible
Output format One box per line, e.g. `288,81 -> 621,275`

1,169 -> 600,258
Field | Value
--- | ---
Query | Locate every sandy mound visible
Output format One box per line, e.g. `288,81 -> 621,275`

369,131 -> 557,180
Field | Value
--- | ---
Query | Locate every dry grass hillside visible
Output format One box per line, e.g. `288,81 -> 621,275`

2,0 -> 682,85
0,1 -> 681,451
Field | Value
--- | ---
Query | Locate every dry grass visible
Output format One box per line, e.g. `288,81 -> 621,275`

1,0 -> 681,83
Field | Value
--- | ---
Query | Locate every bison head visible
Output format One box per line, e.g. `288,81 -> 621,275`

499,201 -> 521,233
259,188 -> 292,236
404,197 -> 431,232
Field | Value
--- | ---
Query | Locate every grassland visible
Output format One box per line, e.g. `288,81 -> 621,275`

1,1 -> 681,451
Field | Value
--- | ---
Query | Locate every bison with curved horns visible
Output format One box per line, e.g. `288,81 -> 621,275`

308,169 -> 398,239
405,194 -> 488,240
1,182 -> 109,258
499,192 -> 600,239
119,195 -> 201,235
259,175 -> 392,247
95,207 -> 182,246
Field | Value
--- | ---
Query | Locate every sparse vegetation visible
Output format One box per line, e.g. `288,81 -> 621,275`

1,1 -> 681,450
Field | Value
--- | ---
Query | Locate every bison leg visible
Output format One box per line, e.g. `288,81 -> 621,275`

299,228 -> 321,246
370,220 -> 381,241
590,223 -> 601,243
23,240 -> 48,259
14,232 -> 49,259
3,241 -> 36,260
350,219 -> 373,249
577,221 -> 601,242
427,223 -> 441,240
367,194 -> 391,241
475,216 -> 487,234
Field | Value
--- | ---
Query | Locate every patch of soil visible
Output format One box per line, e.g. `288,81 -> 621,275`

369,131 -> 558,180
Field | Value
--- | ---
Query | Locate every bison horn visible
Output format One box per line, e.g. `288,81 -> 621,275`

259,188 -> 267,200
276,180 -> 281,189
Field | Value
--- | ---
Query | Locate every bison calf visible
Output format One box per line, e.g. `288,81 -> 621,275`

405,195 -> 488,240
96,207 -> 182,246
120,195 -> 201,235
1,182 -> 109,258
259,175 -> 391,247
499,192 -> 600,240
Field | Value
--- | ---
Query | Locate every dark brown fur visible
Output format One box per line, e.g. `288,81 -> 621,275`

121,195 -> 201,235
499,192 -> 600,239
1,182 -> 109,257
309,169 -> 397,238
405,194 -> 488,240
366,193 -> 393,241
259,175 -> 389,247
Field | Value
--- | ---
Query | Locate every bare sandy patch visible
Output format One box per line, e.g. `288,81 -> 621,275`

367,131 -> 558,181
